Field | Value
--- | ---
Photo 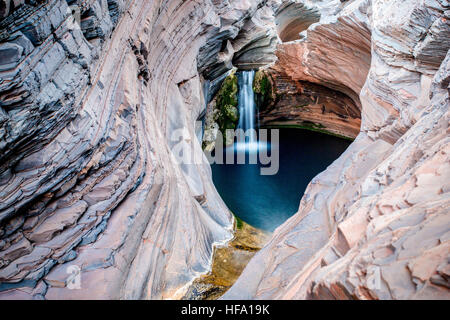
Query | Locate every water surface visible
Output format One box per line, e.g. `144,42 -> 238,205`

211,129 -> 351,231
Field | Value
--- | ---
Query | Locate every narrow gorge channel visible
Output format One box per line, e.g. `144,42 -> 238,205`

0,0 -> 448,301
212,70 -> 353,232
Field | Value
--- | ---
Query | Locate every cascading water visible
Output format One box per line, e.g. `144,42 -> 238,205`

237,70 -> 257,144
213,70 -> 352,231
233,70 -> 267,154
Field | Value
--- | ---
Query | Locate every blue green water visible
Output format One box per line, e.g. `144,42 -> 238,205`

211,128 -> 351,231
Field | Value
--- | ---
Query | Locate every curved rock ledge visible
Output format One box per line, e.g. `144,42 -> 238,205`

0,0 -> 448,301
224,0 -> 450,300
257,68 -> 361,139
0,0 -> 281,299
274,1 -> 320,42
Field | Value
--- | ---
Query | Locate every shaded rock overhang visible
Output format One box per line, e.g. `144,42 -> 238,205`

274,1 -> 320,42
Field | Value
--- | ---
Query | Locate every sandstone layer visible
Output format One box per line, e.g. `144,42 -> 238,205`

223,0 -> 450,300
0,0 -> 285,299
257,68 -> 361,139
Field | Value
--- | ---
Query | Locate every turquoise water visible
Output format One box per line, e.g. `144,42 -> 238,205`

211,128 -> 351,231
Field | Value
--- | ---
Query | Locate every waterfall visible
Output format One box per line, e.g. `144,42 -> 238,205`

238,70 -> 257,144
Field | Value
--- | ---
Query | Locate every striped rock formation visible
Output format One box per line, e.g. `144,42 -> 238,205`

0,0 -> 449,301
224,0 -> 450,300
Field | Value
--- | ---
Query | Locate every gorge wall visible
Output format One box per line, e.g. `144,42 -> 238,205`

0,0 -> 282,299
255,68 -> 361,139
224,0 -> 450,300
0,0 -> 449,300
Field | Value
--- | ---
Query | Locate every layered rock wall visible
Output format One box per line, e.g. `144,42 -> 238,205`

257,68 -> 361,139
0,0 -> 448,301
0,0 -> 282,299
224,0 -> 450,300
274,1 -> 320,42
